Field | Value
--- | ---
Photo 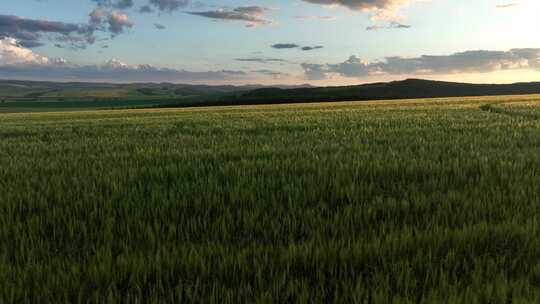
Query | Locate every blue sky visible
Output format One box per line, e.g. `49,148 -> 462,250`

1,0 -> 540,84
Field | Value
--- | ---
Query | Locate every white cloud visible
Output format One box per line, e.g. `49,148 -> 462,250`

188,6 -> 272,27
89,8 -> 134,35
301,0 -> 419,20
108,11 -> 134,34
0,38 -> 250,83
0,37 -> 50,65
302,49 -> 540,80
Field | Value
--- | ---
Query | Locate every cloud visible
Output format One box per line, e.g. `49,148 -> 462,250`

366,21 -> 411,30
0,62 -> 247,83
232,6 -> 268,15
139,5 -> 154,13
149,0 -> 190,13
235,58 -> 288,63
0,49 -> 246,83
272,43 -> 299,49
295,15 -> 337,21
301,0 -> 417,20
115,0 -> 134,8
496,3 -> 518,8
271,43 -> 324,51
251,69 -> 289,79
188,6 -> 272,27
301,48 -> 540,79
91,0 -> 134,9
108,11 -> 134,34
0,14 -> 92,48
0,10 -> 134,50
90,8 -> 108,25
0,37 -> 50,65
301,63 -> 329,80
154,23 -> 166,30
89,8 -> 134,36
301,46 -> 323,51
0,38 -> 291,83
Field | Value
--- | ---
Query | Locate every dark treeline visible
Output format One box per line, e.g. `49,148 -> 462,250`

221,79 -> 540,105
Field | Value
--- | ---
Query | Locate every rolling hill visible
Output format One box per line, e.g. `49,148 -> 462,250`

222,79 -> 540,105
4,78 -> 540,111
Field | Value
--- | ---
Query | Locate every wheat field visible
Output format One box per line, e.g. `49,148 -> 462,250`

2,95 -> 540,303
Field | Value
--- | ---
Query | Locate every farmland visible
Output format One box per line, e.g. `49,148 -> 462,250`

2,95 -> 540,303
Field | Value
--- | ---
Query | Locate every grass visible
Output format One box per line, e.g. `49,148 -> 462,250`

2,95 -> 540,303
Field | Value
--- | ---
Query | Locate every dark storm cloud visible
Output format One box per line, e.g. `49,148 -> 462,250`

301,49 -> 540,80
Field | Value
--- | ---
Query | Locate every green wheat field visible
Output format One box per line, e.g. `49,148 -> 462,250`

2,95 -> 540,303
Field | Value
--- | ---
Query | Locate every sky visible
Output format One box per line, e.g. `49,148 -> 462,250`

1,0 -> 540,85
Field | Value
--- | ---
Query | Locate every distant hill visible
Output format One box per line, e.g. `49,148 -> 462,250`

0,80 -> 312,100
4,78 -> 540,109
222,79 -> 540,105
